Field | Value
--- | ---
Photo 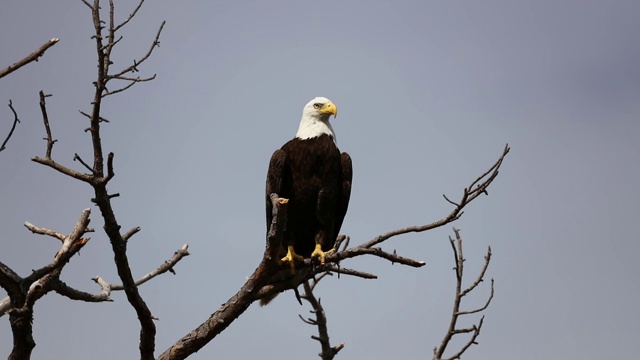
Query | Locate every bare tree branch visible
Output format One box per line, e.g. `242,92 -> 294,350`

327,246 -> 426,267
32,91 -> 94,183
24,221 -> 67,242
334,234 -> 349,252
81,0 -> 94,10
1,209 -> 95,332
0,100 -> 20,153
104,74 -> 157,97
122,226 -> 141,241
2,209 -> 92,359
79,109 -> 110,123
92,244 -> 190,295
457,279 -> 494,316
114,0 -> 146,32
50,278 -> 113,303
362,144 -> 510,249
72,2 -> 167,357
73,153 -> 95,173
433,228 -> 494,360
109,21 -> 164,79
38,91 -> 55,158
1,243 -> 190,317
0,38 -> 59,79
322,265 -> 378,279
23,209 -> 92,284
300,280 -> 345,360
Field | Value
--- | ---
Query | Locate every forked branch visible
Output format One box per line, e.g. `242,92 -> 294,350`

51,243 -> 188,307
0,209 -> 92,359
433,228 -> 494,360
32,91 -> 94,183
91,244 -> 190,301
24,209 -> 92,284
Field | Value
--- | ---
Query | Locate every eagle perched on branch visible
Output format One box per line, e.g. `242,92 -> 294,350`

266,97 -> 352,272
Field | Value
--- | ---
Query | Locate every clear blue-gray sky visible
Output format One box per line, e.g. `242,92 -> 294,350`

1,1 -> 639,359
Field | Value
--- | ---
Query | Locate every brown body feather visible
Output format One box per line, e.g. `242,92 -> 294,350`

266,134 -> 352,258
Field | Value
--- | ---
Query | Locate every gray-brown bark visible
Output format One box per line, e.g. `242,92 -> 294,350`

433,228 -> 495,360
0,38 -> 59,80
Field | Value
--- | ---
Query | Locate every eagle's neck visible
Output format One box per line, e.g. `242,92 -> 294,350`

295,116 -> 336,143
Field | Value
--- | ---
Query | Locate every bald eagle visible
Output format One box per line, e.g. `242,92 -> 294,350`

266,97 -> 352,272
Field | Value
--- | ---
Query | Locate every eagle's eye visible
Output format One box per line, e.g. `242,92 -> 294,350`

313,103 -> 321,109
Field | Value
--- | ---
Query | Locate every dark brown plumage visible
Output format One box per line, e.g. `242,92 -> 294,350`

266,134 -> 352,258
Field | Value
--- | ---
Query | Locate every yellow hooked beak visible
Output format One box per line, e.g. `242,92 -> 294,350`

318,102 -> 338,117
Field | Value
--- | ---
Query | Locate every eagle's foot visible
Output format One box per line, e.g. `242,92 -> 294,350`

311,244 -> 335,265
280,245 -> 303,273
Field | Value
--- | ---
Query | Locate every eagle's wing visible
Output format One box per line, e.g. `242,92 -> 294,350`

265,149 -> 287,229
334,152 -> 353,239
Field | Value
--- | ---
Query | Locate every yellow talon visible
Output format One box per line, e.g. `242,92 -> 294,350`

280,245 -> 303,273
311,244 -> 334,264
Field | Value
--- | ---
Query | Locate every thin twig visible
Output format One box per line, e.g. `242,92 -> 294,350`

32,90 -> 94,182
52,278 -> 113,302
322,265 -> 378,279
24,222 -> 66,242
32,156 -> 95,183
457,279 -> 494,316
442,194 -> 459,207
114,0 -> 146,32
460,246 -> 492,297
74,153 -> 95,173
109,21 -> 165,79
38,90 -> 56,159
327,246 -> 426,267
104,74 -> 156,96
92,244 -> 190,294
79,109 -> 110,123
122,226 -> 141,241
363,144 -> 510,249
0,100 -> 20,152
0,38 -> 59,79
24,209 -> 92,284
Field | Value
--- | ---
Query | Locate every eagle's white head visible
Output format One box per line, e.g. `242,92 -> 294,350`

295,97 -> 338,142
